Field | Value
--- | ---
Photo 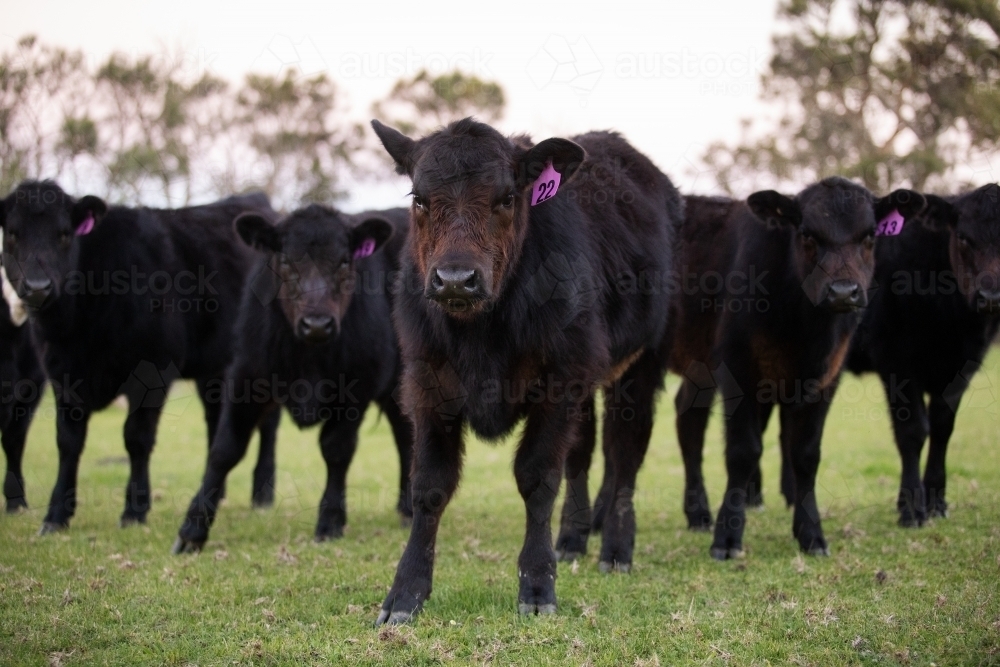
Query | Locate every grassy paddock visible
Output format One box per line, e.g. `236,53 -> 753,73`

2,352 -> 1000,666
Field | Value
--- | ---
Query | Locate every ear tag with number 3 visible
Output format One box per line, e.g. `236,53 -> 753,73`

531,162 -> 562,206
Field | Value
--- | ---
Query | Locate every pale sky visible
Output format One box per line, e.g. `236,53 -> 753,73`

4,0 -> 780,210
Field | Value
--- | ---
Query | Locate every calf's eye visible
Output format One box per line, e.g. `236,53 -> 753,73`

501,193 -> 514,209
413,196 -> 427,212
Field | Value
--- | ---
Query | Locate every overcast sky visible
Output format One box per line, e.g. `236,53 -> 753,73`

4,0 -> 780,210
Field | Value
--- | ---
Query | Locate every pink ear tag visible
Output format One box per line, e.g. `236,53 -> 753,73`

530,162 -> 562,206
353,238 -> 376,259
875,209 -> 905,236
76,213 -> 95,236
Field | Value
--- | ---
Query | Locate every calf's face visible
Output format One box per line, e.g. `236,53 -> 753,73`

749,181 -> 924,312
371,118 -> 584,318
0,181 -> 106,310
235,206 -> 393,343
924,184 -> 1000,312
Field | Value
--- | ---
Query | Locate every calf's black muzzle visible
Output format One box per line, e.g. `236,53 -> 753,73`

19,277 -> 54,310
296,314 -> 337,343
426,264 -> 488,312
825,280 -> 863,312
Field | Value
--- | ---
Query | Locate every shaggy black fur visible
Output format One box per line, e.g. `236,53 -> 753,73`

371,117 -> 681,623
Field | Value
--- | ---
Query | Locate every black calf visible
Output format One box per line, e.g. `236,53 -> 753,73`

0,181 -> 280,532
371,118 -> 680,622
847,183 -> 1000,526
172,205 -> 413,553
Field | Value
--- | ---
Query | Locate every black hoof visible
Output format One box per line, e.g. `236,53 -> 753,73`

119,516 -> 147,528
555,550 -> 585,562
518,602 -> 557,615
685,510 -> 713,532
38,521 -> 68,535
171,537 -> 204,554
709,546 -> 744,561
598,560 -> 631,573
805,545 -> 830,557
927,500 -> 948,519
314,526 -> 344,542
5,498 -> 28,513
375,608 -> 416,626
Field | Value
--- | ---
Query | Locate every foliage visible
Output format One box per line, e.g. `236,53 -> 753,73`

371,69 -> 505,137
704,0 -> 1000,195
0,36 -> 508,208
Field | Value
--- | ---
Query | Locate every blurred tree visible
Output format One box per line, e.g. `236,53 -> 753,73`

96,52 -> 230,205
0,36 -> 89,193
703,0 -> 1000,195
225,70 -> 364,206
372,69 -> 505,137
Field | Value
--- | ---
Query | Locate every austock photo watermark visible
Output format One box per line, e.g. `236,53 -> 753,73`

526,34 -> 765,103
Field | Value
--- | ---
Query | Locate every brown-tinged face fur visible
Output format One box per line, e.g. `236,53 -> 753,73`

750,179 -> 881,311
271,248 -> 354,341
371,118 -> 586,320
236,205 -> 393,343
938,185 -> 1000,312
410,172 -> 527,318
793,216 -> 877,311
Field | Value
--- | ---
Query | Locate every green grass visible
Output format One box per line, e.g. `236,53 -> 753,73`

3,353 -> 1000,666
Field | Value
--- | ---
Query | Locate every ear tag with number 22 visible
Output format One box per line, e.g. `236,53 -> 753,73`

531,162 -> 561,206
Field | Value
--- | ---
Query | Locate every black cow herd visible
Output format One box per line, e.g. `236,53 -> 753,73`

0,118 -> 997,625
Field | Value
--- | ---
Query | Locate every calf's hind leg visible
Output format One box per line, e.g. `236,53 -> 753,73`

252,407 -> 280,507
120,403 -> 166,526
555,394 -> 596,560
379,395 -> 415,525
2,402 -> 36,511
599,350 -> 665,573
315,411 -> 365,541
675,377 -> 714,530
514,399 -> 579,613
924,394 -> 956,519
885,376 -> 929,527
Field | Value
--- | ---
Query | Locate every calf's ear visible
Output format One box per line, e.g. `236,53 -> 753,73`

70,195 -> 107,234
371,120 -> 417,176
517,138 -> 586,190
747,190 -> 801,227
349,217 -> 394,259
917,194 -> 959,231
234,213 -> 282,252
874,189 -> 924,225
